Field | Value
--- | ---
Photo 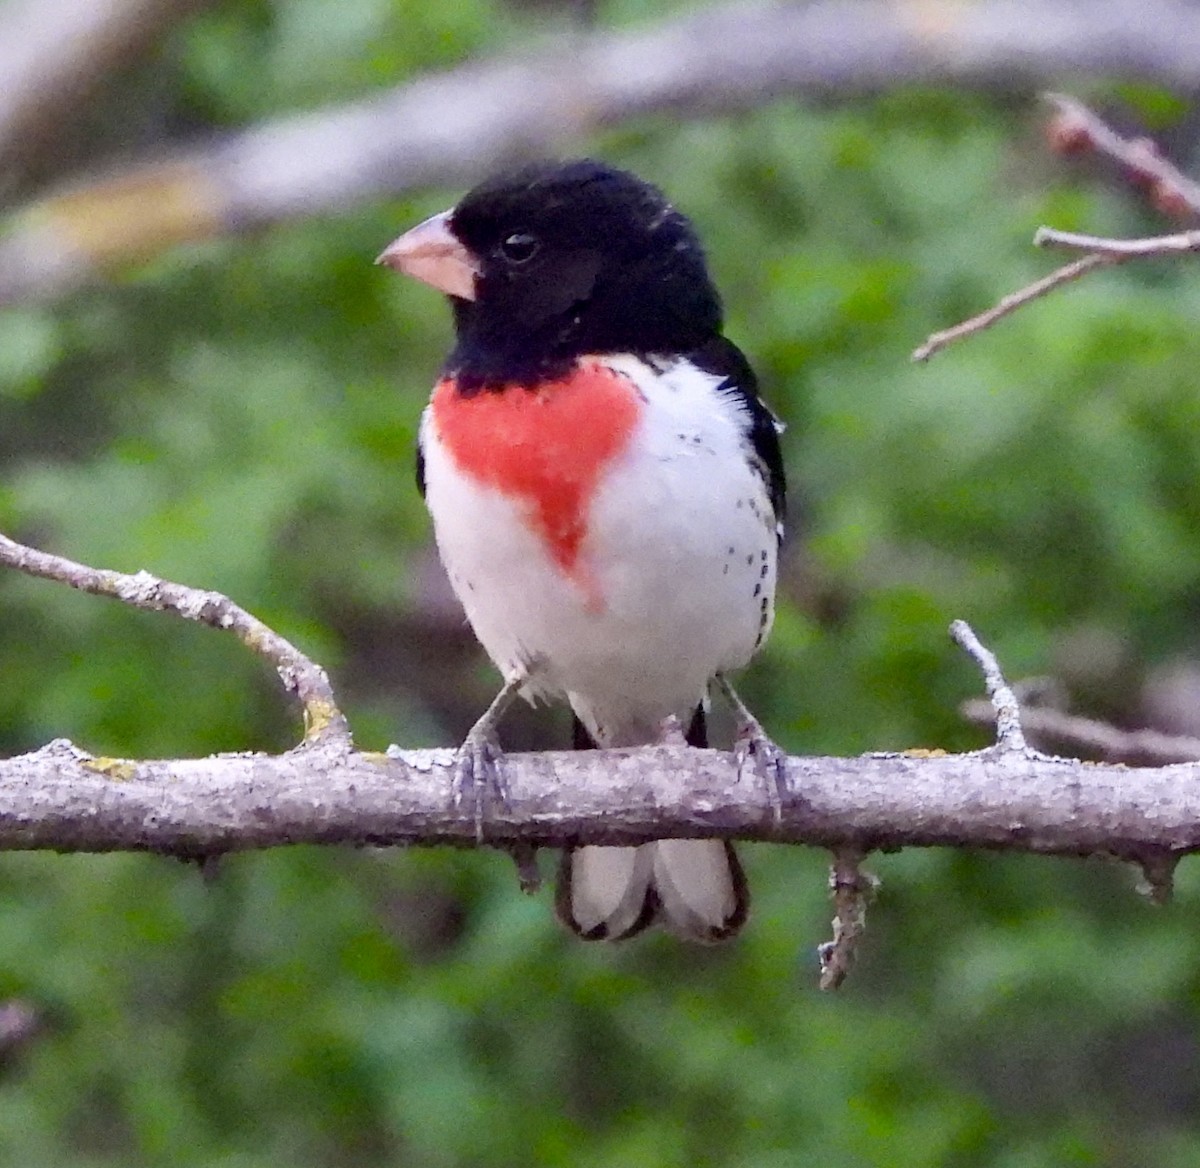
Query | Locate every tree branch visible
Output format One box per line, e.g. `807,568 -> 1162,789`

1035,225 -> 1200,257
961,696 -> 1200,766
913,92 -> 1200,362
950,618 -> 1028,751
0,532 -> 1197,876
0,532 -> 350,746
3,727 -> 1200,864
7,0 -> 1200,304
1,530 -> 1196,988
911,254 -> 1117,362
818,847 -> 877,991
0,0 -> 211,187
1043,91 -> 1200,219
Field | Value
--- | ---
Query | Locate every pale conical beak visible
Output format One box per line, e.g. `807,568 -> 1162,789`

376,210 -> 479,301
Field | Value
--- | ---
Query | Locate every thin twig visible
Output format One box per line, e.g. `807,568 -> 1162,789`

0,531 -> 349,745
1035,226 -> 1200,256
914,93 -> 1200,362
961,697 -> 1200,765
911,253 -> 1115,362
817,847 -> 876,991
950,620 -> 1026,752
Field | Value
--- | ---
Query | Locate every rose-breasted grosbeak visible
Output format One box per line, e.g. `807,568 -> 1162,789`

379,160 -> 786,942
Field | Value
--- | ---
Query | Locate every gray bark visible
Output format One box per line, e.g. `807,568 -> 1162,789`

3,736 -> 1196,867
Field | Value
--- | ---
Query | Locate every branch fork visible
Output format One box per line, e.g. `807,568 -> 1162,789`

0,532 -> 351,746
914,93 -> 1200,363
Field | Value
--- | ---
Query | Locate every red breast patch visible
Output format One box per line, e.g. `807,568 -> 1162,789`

430,362 -> 642,607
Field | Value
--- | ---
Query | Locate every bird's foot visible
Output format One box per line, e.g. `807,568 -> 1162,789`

716,675 -> 789,824
452,672 -> 528,843
453,723 -> 509,844
734,718 -> 789,824
455,729 -> 543,887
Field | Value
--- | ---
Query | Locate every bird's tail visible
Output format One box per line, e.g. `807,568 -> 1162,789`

554,708 -> 749,943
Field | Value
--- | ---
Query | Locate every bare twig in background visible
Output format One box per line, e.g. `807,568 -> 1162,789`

961,697 -> 1200,765
914,94 -> 1200,362
1035,225 -> 1200,256
911,254 -> 1115,362
7,0 -> 1200,304
817,848 -> 877,991
0,0 -> 212,185
0,532 -> 350,745
1044,92 -> 1200,219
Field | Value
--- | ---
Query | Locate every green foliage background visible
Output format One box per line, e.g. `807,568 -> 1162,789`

3,2 -> 1200,1165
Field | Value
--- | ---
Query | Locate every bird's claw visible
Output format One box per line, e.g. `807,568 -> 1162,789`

733,718 -> 789,825
450,670 -> 530,843
453,728 -> 510,843
714,674 -> 789,825
454,728 -> 537,886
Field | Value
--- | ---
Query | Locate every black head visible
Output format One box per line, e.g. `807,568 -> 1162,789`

381,160 -> 723,389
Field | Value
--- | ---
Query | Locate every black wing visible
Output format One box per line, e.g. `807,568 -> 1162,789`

689,335 -> 786,541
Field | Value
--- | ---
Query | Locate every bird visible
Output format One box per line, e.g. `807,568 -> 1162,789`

378,159 -> 786,943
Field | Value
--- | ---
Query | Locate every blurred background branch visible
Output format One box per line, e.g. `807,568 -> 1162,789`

961,696 -> 1200,765
5,0 -> 1200,304
0,0 -> 213,190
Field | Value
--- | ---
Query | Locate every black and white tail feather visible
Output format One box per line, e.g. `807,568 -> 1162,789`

557,709 -> 751,943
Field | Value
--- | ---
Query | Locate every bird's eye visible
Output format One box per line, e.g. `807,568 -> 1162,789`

499,232 -> 539,264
